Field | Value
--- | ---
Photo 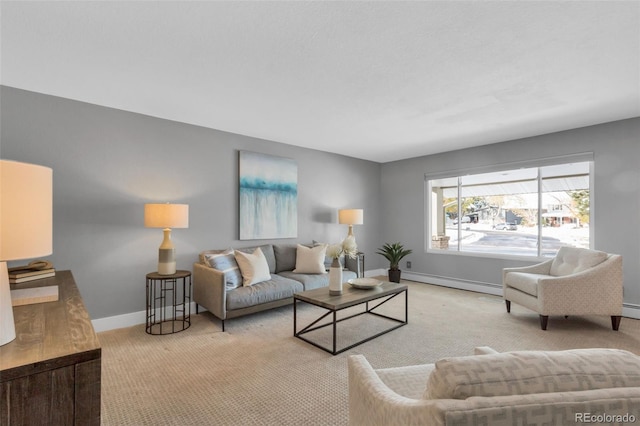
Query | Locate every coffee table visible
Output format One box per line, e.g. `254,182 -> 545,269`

293,281 -> 408,355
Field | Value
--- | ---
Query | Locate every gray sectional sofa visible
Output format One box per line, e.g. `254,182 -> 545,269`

193,243 -> 359,330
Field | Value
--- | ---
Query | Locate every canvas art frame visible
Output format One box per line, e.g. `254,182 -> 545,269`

239,151 -> 298,240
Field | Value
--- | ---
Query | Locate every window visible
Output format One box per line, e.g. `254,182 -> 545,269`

427,160 -> 591,258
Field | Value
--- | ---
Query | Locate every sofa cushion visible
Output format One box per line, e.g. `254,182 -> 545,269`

226,274 -> 303,311
279,269 -> 357,290
273,244 -> 298,273
425,348 -> 640,400
550,246 -> 608,277
235,247 -> 272,286
203,248 -> 242,290
236,244 -> 276,274
293,244 -> 327,274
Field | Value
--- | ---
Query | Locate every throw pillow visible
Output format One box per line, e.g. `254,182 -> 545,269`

293,244 -> 328,274
203,248 -> 242,290
234,247 -> 272,286
273,244 -> 298,273
313,239 -> 344,270
235,244 -> 277,273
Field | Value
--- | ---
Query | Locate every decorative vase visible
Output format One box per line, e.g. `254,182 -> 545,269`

329,258 -> 343,295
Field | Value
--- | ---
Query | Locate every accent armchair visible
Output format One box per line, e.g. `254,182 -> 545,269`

503,246 -> 623,330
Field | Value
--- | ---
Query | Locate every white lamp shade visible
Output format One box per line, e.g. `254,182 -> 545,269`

0,160 -> 53,261
338,209 -> 364,225
0,160 -> 53,346
144,204 -> 189,229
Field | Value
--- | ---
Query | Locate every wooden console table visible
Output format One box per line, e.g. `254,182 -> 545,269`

0,270 -> 101,425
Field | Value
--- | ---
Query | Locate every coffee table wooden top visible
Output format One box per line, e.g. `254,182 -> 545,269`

294,281 -> 407,311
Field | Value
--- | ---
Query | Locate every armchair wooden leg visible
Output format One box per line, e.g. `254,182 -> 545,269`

539,315 -> 549,330
196,304 -> 200,314
611,316 -> 622,331
505,300 -> 511,313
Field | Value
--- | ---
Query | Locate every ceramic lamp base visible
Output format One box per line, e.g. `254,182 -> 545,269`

157,228 -> 176,275
0,262 -> 16,346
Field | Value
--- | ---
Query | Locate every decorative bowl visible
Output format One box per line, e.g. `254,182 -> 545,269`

348,278 -> 382,289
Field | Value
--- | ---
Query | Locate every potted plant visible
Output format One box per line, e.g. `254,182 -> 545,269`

376,242 -> 412,283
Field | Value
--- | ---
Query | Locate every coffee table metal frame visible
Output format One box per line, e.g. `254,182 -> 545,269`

293,281 -> 408,355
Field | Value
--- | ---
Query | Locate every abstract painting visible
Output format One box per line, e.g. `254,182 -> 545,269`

239,151 -> 297,240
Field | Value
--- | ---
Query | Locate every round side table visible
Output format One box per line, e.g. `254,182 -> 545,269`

145,270 -> 192,335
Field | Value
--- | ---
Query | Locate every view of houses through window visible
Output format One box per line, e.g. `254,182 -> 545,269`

428,161 -> 591,258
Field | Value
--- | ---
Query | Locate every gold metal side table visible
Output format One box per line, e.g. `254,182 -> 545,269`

146,270 -> 191,335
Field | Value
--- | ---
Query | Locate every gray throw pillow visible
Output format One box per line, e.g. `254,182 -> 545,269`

273,244 -> 298,273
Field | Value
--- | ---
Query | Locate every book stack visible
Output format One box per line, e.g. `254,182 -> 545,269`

9,267 -> 56,284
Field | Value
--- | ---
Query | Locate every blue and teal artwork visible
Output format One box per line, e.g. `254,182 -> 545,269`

239,151 -> 298,240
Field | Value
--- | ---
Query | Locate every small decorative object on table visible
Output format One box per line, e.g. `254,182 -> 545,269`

8,260 -> 55,284
348,278 -> 382,289
327,236 -> 358,295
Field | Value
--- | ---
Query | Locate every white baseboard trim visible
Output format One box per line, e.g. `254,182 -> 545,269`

368,269 -> 503,296
401,271 -> 503,296
623,304 -> 640,320
92,271 -> 640,332
92,310 -> 145,333
92,302 -> 203,333
364,268 -> 387,278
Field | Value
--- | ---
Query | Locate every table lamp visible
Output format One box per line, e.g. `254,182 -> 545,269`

0,160 -> 53,346
338,209 -> 364,241
144,203 -> 189,275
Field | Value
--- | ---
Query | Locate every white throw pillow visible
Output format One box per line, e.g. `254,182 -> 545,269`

234,247 -> 272,286
293,244 -> 328,274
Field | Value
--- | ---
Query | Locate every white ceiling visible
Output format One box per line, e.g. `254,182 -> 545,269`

2,1 -> 639,163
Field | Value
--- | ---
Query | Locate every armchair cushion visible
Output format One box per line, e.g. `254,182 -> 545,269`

550,246 -> 607,277
425,349 -> 640,401
503,272 -> 549,296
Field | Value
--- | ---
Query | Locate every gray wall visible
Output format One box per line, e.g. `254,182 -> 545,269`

380,118 -> 640,306
3,85 -> 638,319
1,86 -> 382,319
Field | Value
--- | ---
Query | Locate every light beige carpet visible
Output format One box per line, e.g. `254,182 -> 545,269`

99,280 -> 640,425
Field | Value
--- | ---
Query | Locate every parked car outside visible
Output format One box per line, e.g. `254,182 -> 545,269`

453,216 -> 471,224
493,222 -> 517,231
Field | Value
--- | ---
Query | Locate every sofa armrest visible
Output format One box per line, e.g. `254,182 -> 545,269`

502,259 -> 553,288
348,355 -> 444,426
344,254 -> 362,276
193,262 -> 227,320
536,254 -> 623,315
474,346 -> 499,355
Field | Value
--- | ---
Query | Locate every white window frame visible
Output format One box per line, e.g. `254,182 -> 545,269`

424,153 -> 594,261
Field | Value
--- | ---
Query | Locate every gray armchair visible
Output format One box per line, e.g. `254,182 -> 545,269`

503,246 -> 623,330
